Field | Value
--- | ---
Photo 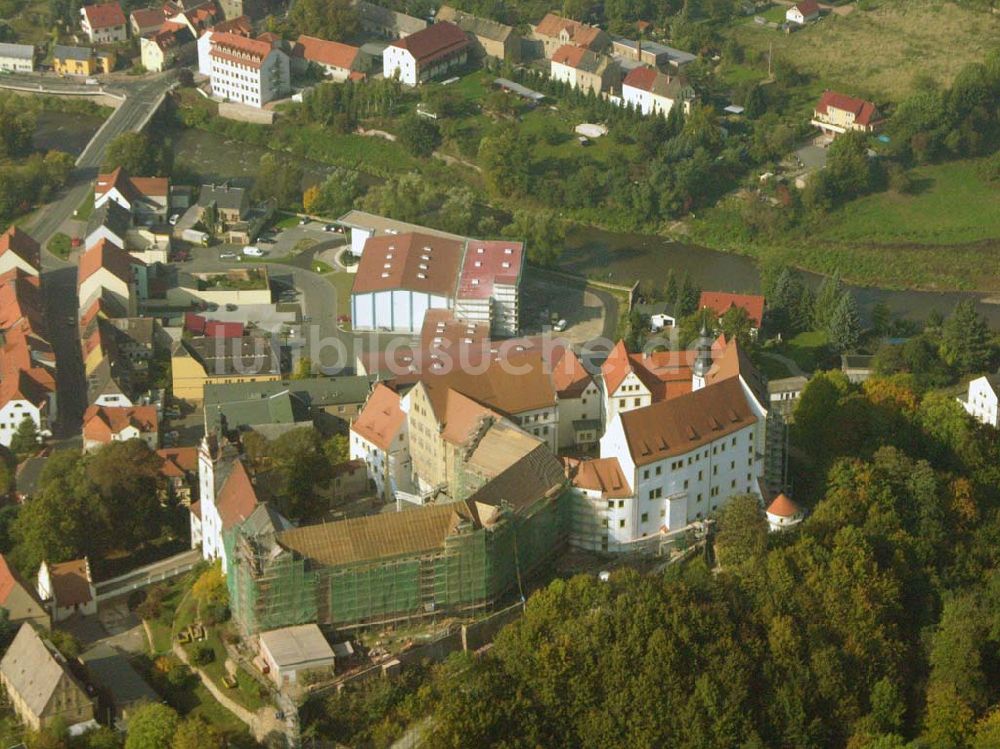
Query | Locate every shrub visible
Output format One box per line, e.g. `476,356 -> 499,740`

167,664 -> 195,689
191,644 -> 215,666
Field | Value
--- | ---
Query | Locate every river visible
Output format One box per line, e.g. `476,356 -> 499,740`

170,127 -> 1000,327
33,111 -> 105,157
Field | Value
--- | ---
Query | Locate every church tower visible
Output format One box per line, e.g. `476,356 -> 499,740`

692,322 -> 713,391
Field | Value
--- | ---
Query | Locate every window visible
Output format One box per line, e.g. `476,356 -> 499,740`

602,518 -> 608,527
618,500 -> 624,508
683,479 -> 689,489
660,509 -> 665,517
641,512 -> 648,522
730,461 -> 735,470
713,466 -> 718,476
607,500 -> 614,509
732,437 -> 737,446
698,470 -> 703,480
634,398 -> 640,407
697,493 -> 702,502
655,466 -> 662,476
643,469 -> 649,480
731,479 -> 736,488
712,446 -> 717,455
619,519 -> 625,528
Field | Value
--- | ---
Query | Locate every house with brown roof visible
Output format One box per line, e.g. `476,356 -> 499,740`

382,21 -> 470,87
350,383 -> 409,500
786,0 -> 819,25
811,90 -> 881,135
77,238 -> 143,316
130,7 -> 165,36
80,2 -> 128,43
550,44 -> 619,96
0,226 -> 41,277
766,492 -> 803,531
193,439 -> 262,571
293,35 -> 366,81
531,12 -> 610,59
621,66 -> 696,118
0,623 -> 94,732
699,291 -> 766,336
141,21 -> 196,72
37,558 -> 97,622
551,347 -> 600,449
94,167 -> 170,225
158,446 -> 199,503
0,554 -> 49,630
208,32 -> 289,108
435,5 -> 519,61
196,15 -> 252,75
82,404 -> 159,451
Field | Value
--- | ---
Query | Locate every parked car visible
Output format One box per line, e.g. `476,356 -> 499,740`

553,319 -> 568,332
242,245 -> 264,257
225,303 -> 238,311
298,217 -> 309,225
323,224 -> 336,232
206,303 -> 219,312
168,213 -> 180,226
219,252 -> 238,260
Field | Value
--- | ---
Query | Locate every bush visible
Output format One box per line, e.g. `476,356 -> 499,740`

167,663 -> 195,689
191,644 -> 215,666
202,601 -> 230,626
47,232 -> 71,259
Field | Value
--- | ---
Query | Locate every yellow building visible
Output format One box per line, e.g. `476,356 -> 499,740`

171,337 -> 282,404
52,45 -> 114,76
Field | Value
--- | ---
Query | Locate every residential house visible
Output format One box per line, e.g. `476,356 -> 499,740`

208,32 -> 290,108
166,1 -> 220,36
157,446 -> 199,503
550,45 -> 619,96
383,21 -> 470,87
130,7 -> 165,36
611,36 -> 695,68
79,644 -> 158,727
436,6 -> 519,61
565,456 -> 632,550
0,554 -> 49,630
0,623 -> 94,732
634,301 -> 676,331
621,67 -> 696,118
841,354 -> 874,384
531,13 -> 610,59
82,404 -> 159,451
0,226 -> 41,277
80,3 -> 128,43
699,291 -> 766,337
786,0 -> 819,25
768,375 -> 808,421
257,624 -> 336,687
332,458 -> 368,498
85,199 -> 131,250
77,238 -> 143,315
765,492 -> 804,531
811,90 -> 881,135
551,347 -> 601,449
350,383 -> 409,500
37,558 -> 97,622
0,368 -> 56,447
0,43 -> 35,72
196,15 -> 252,76
140,21 -> 195,72
94,168 -> 170,226
293,35 -> 366,81
170,335 -> 282,403
198,183 -> 249,229
961,374 -> 1000,427
51,45 -> 114,75
355,0 -> 427,39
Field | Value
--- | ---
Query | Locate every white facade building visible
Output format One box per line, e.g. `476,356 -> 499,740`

621,66 -> 696,119
208,32 -> 289,109
961,375 -> 1000,427
383,21 -> 469,87
349,383 -> 410,499
0,44 -> 35,72
80,3 -> 128,44
0,396 -> 49,448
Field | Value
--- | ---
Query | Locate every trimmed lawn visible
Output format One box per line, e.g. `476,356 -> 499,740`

325,272 -> 354,318
755,352 -> 795,380
274,212 -> 301,229
728,0 -> 1000,99
819,160 -> 1000,246
759,4 -> 788,23
47,232 -> 71,259
185,630 -> 269,712
443,69 -> 493,102
75,191 -> 94,220
782,330 -> 832,373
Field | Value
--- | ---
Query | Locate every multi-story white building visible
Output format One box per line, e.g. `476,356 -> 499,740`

80,3 -> 128,44
350,382 -> 410,500
453,240 -> 522,336
552,347 -> 601,450
383,21 -> 469,87
0,44 -> 35,73
208,32 -> 289,109
621,66 -> 696,119
961,374 -> 1000,427
0,374 -> 54,448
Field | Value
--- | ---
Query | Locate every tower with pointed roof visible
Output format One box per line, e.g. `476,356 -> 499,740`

691,323 -> 713,391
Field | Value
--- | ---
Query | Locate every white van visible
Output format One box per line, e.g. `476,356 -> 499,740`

242,246 -> 264,257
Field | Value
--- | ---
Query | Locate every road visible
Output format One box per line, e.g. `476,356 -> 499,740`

13,71 -> 179,435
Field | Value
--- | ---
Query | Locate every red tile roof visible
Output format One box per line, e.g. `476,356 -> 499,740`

767,493 -> 801,518
205,320 -> 244,339
815,90 -> 879,127
699,291 -> 765,328
389,21 -> 469,66
352,232 -> 465,296
0,227 -> 40,273
0,554 -> 39,609
351,382 -> 404,451
78,239 -> 135,287
294,35 -> 360,70
793,0 -> 820,16
457,240 -> 522,300
215,460 -> 258,530
619,377 -> 757,466
567,457 -> 631,498
95,167 -> 168,203
83,404 -> 158,443
47,558 -> 94,607
552,43 -> 587,68
157,446 -> 198,478
82,2 -> 126,28
534,13 -> 606,49
131,7 -> 165,32
602,339 -> 706,401
209,32 -> 273,69
623,65 -> 656,90
551,347 -> 592,398
210,14 -> 251,35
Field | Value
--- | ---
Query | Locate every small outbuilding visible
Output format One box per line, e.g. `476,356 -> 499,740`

258,623 -> 336,687
765,493 -> 804,531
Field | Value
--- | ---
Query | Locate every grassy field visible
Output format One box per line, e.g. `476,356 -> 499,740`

325,272 -> 354,318
729,0 -> 1000,100
820,159 -> 1000,245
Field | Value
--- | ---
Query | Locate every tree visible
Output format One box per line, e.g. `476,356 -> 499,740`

86,441 -> 166,549
828,291 -> 862,353
870,301 -> 892,337
714,494 -> 768,569
292,356 -> 313,379
324,434 -> 349,466
125,703 -> 180,749
813,270 -> 844,332
103,132 -> 167,175
9,416 -> 39,457
265,427 -> 333,520
289,0 -> 358,40
504,209 -> 564,267
718,305 -> 753,348
940,300 -> 991,374
173,717 -> 223,749
479,126 -> 533,198
397,115 -> 441,157
191,563 -> 228,609
302,169 -> 362,217
253,153 -> 304,209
